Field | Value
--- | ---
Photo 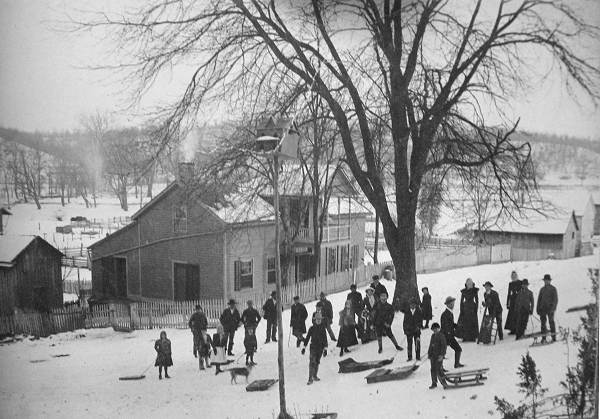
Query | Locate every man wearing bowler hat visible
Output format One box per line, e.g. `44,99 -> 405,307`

440,296 -> 464,368
482,281 -> 503,340
514,279 -> 534,339
220,299 -> 241,355
537,274 -> 558,342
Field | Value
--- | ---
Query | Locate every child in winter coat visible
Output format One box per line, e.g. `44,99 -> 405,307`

421,287 -> 432,329
154,330 -> 173,380
212,324 -> 228,375
198,331 -> 212,370
244,327 -> 258,366
302,312 -> 328,385
427,323 -> 447,389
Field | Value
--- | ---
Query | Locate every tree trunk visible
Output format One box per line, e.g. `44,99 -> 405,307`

374,210 -> 380,264
120,182 -> 128,211
386,206 -> 419,312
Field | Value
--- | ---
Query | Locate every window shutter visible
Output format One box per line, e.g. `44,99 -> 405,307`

234,260 -> 241,291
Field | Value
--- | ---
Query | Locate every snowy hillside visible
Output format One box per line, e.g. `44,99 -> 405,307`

0,255 -> 597,419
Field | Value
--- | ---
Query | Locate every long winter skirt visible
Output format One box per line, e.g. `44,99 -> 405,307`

458,312 -> 479,342
505,308 -> 518,332
155,352 -> 173,367
337,325 -> 358,348
212,347 -> 227,364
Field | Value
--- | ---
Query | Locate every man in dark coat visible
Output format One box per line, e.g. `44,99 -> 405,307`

370,275 -> 388,301
241,300 -> 261,335
189,304 -> 208,358
302,312 -> 328,385
403,298 -> 423,361
441,296 -> 464,368
316,292 -> 337,341
290,295 -> 308,347
421,287 -> 432,329
537,274 -> 558,342
482,281 -> 503,340
372,292 -> 403,353
262,291 -> 278,343
347,284 -> 363,317
427,322 -> 448,389
219,299 -> 241,355
505,270 -> 522,334
514,279 -> 534,340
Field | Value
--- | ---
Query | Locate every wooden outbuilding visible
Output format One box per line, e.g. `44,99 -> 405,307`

0,235 -> 64,314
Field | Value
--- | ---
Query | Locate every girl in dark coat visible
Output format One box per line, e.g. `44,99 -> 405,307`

458,278 -> 479,342
421,287 -> 432,329
505,271 -> 522,334
337,300 -> 358,356
154,330 -> 172,380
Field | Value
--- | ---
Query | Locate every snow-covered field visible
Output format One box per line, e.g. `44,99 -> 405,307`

1,255 -> 597,419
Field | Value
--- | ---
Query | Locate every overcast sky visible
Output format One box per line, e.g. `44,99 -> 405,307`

0,0 -> 599,139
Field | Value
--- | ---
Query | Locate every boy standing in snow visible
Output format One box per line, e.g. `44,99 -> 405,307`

403,298 -> 423,361
244,327 -> 258,366
302,312 -> 328,385
441,296 -> 464,368
427,323 -> 447,389
372,292 -> 403,353
154,330 -> 173,380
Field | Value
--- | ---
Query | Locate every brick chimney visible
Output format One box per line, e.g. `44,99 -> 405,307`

178,162 -> 195,185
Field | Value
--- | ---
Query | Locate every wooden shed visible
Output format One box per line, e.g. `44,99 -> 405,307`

473,212 -> 580,260
0,236 -> 63,314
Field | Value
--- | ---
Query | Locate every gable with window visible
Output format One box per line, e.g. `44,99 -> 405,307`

234,259 -> 253,290
173,205 -> 188,233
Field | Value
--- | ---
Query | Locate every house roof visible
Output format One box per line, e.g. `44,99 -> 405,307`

0,235 -> 62,268
261,164 -> 359,197
474,213 -> 577,236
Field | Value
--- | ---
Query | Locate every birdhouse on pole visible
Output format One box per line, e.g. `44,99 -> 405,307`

255,116 -> 299,160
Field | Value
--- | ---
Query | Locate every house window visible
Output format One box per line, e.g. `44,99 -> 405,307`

267,257 -> 276,284
173,205 -> 188,233
234,259 -> 253,291
340,245 -> 349,271
327,247 -> 337,274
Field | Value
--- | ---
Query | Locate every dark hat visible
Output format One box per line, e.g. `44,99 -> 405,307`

271,291 -> 277,297
372,275 -> 380,281
444,296 -> 456,305
319,291 -> 326,297
483,281 -> 493,288
521,279 -> 529,286
195,304 -> 201,310
350,284 -> 357,289
293,295 -> 300,300
421,287 -> 429,292
543,274 -> 552,281
228,299 -> 236,305
246,300 -> 253,305
431,322 -> 440,330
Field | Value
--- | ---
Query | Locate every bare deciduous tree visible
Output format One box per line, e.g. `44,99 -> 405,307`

75,0 -> 600,312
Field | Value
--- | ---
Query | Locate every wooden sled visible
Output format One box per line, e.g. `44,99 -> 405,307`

310,414 -> 338,419
365,364 -> 418,384
444,368 -> 489,388
338,357 -> 394,373
245,379 -> 278,392
119,375 -> 146,381
112,325 -> 133,333
523,331 -> 557,346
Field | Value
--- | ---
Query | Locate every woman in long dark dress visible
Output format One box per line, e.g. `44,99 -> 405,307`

504,271 -> 522,334
337,300 -> 358,355
458,278 -> 479,342
360,288 -> 377,343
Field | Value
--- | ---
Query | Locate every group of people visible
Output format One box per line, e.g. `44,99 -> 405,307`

426,271 -> 559,390
446,271 -> 559,345
151,270 -> 559,388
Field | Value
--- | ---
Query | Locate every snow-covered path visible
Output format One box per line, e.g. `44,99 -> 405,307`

0,255 -> 597,419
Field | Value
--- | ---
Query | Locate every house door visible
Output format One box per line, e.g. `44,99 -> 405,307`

295,254 -> 313,283
114,257 -> 127,298
174,263 -> 200,301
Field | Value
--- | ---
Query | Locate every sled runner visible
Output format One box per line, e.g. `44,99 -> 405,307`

338,357 -> 394,373
444,368 -> 489,388
245,379 -> 277,392
310,414 -> 338,419
523,331 -> 557,346
365,364 -> 419,384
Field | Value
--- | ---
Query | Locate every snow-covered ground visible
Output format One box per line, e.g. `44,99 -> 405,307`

1,255 -> 597,419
